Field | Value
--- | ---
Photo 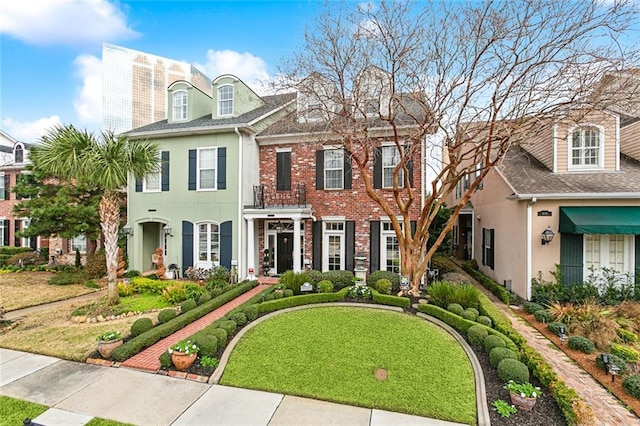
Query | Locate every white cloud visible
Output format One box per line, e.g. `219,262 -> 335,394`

2,116 -> 62,144
196,50 -> 271,92
0,0 -> 139,47
73,54 -> 102,124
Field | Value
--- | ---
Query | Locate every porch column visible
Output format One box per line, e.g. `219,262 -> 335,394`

293,218 -> 301,272
246,218 -> 256,280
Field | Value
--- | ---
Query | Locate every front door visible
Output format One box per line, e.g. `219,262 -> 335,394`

277,233 -> 294,273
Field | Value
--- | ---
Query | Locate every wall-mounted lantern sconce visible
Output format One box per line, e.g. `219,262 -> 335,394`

274,221 -> 283,234
163,224 -> 173,237
122,224 -> 133,237
541,227 -> 555,245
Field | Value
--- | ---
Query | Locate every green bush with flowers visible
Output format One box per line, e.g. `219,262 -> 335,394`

504,380 -> 542,399
97,331 -> 121,342
347,285 -> 372,300
169,340 -> 199,355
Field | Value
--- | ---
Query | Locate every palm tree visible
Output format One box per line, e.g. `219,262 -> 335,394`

31,125 -> 159,305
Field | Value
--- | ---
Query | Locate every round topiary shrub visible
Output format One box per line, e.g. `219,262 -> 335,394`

490,347 -> 518,368
461,309 -> 478,321
534,309 -> 553,323
497,358 -> 530,384
158,309 -> 177,324
230,312 -> 247,326
466,307 -> 479,317
484,335 -> 506,353
317,280 -> 334,293
623,374 -> 640,399
264,293 -> 275,301
210,328 -> 228,348
567,336 -> 595,354
476,316 -> 492,327
595,353 -> 629,375
243,305 -> 259,321
181,299 -> 197,313
283,289 -> 294,297
131,317 -> 153,337
447,303 -> 464,316
198,291 -> 212,305
524,301 -> 544,314
219,320 -> 237,337
547,322 -> 566,335
467,325 -> 489,346
272,291 -> 283,299
192,334 -> 218,357
159,350 -> 172,368
375,279 -> 392,295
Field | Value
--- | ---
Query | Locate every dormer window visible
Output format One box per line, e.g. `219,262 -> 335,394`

14,145 -> 23,163
569,126 -> 603,170
172,91 -> 188,121
218,85 -> 233,116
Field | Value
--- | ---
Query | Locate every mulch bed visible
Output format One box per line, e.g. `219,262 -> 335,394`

517,310 -> 640,419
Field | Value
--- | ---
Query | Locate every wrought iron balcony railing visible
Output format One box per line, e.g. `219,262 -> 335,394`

253,183 -> 306,208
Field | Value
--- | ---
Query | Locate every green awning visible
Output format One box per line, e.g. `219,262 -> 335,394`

559,206 -> 640,234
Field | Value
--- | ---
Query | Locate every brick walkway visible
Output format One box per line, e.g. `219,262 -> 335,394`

121,284 -> 269,372
454,264 -> 640,426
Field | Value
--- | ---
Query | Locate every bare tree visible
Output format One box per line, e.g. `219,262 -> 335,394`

276,0 -> 639,295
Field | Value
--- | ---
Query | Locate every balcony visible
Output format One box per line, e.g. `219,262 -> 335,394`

253,183 -> 306,208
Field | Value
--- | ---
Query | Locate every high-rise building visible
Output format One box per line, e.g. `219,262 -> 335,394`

102,43 -> 212,134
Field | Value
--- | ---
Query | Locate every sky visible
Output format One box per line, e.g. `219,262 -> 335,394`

0,0 -> 323,143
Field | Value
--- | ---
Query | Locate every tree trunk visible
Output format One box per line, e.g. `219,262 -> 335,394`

100,191 -> 121,305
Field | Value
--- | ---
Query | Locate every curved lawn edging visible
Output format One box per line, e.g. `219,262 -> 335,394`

211,303 -> 489,426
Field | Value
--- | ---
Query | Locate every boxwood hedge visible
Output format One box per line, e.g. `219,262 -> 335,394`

370,289 -> 410,309
257,287 -> 350,314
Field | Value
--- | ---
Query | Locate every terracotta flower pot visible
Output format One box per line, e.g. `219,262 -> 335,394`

509,391 -> 537,411
98,338 -> 123,359
171,351 -> 196,371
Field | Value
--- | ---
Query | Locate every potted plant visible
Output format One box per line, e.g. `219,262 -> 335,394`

97,331 -> 123,359
273,283 -> 286,294
169,340 -> 199,371
504,380 -> 541,411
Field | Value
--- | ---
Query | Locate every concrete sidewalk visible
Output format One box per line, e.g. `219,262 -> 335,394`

0,348 -> 466,426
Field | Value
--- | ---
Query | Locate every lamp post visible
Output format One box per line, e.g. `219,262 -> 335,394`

559,325 -> 567,345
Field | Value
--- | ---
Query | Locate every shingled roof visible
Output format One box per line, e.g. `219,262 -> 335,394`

498,146 -> 640,197
126,92 -> 296,136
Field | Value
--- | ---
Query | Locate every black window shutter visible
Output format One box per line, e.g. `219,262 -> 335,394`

315,150 -> 324,190
369,221 -> 380,272
220,220 -> 232,269
4,175 -> 10,200
481,228 -> 486,266
3,220 -> 9,246
560,233 -> 584,285
277,151 -> 291,191
182,221 -> 194,271
635,235 -> 640,285
30,235 -> 36,250
344,151 -> 352,190
373,147 -> 382,189
405,145 -> 414,188
161,151 -> 170,191
488,229 -> 495,269
345,221 -> 355,271
135,178 -> 142,192
217,147 -> 227,190
188,150 -> 196,190
14,221 -> 20,246
312,221 -> 322,270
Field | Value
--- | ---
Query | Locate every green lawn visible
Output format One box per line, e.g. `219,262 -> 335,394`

221,307 -> 476,425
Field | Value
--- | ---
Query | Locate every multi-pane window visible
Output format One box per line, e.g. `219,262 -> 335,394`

324,149 -> 344,189
0,173 -> 5,200
382,146 -> 403,188
198,222 -> 220,264
14,145 -> 23,163
571,127 -> 600,167
143,155 -> 161,192
482,228 -> 494,269
172,91 -> 187,121
381,221 -> 401,273
70,234 -> 87,254
21,219 -> 31,248
197,148 -> 217,190
218,85 -> 233,115
323,221 -> 344,271
585,234 -> 633,277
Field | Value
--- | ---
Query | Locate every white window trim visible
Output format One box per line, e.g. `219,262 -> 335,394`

70,234 -> 87,254
197,147 -> 218,191
322,221 -> 345,271
0,217 -> 5,247
323,148 -> 344,190
20,218 -> 31,248
218,84 -> 234,116
172,90 -> 188,122
143,155 -> 162,193
194,221 -> 220,269
381,145 -> 404,189
583,234 -> 635,278
381,220 -> 402,273
567,124 -> 605,171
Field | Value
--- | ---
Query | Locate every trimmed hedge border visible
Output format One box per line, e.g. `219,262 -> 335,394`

257,287 -> 350,314
370,288 -> 411,309
460,263 -> 511,304
111,281 -> 257,362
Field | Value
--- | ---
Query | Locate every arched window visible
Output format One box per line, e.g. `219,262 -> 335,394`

218,85 -> 233,116
569,126 -> 603,169
172,91 -> 188,121
14,144 -> 23,163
